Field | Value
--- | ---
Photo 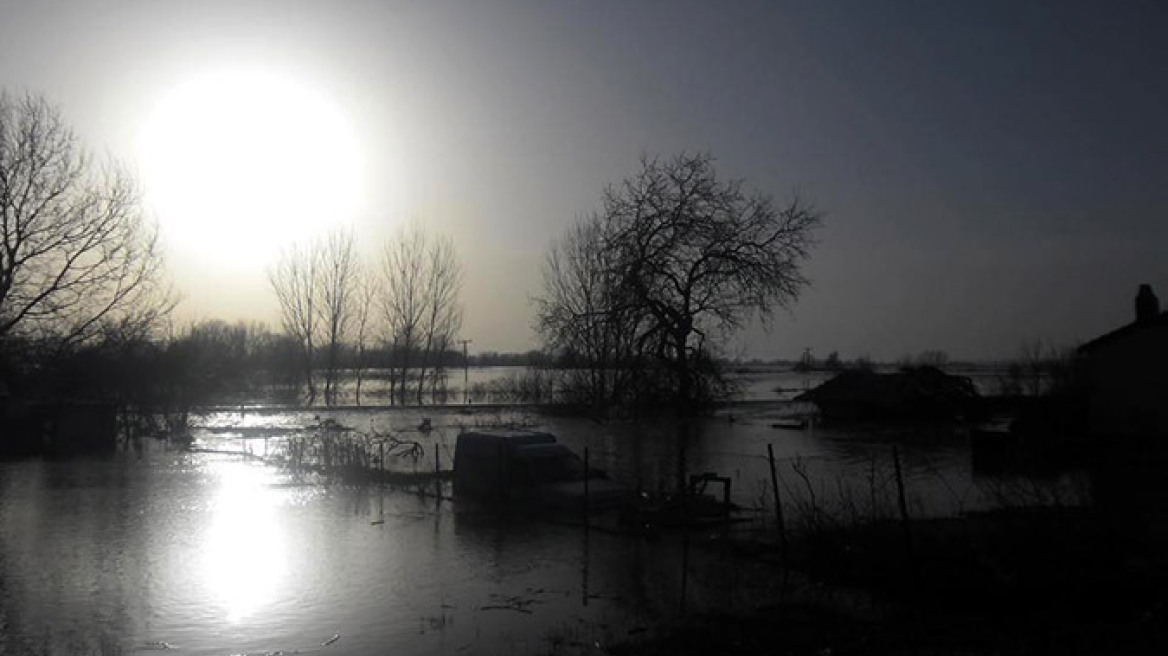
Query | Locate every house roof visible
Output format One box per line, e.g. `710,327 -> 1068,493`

1078,311 -> 1168,354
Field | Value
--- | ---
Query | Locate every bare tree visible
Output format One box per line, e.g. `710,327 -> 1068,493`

269,240 -> 320,402
0,91 -> 172,348
351,267 -> 380,405
316,227 -> 359,404
537,216 -> 645,411
536,153 -> 821,413
378,221 -> 463,404
379,224 -> 426,404
415,232 -> 462,403
914,349 -> 950,369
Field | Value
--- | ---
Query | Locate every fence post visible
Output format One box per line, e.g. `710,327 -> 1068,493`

677,423 -> 690,615
582,447 -> 591,608
767,444 -> 788,562
583,446 -> 591,528
497,440 -> 505,501
892,446 -> 915,566
435,444 -> 442,502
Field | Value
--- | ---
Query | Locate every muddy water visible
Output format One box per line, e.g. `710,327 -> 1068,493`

0,403 -> 1086,655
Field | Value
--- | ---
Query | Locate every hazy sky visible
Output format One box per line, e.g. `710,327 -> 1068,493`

2,0 -> 1166,361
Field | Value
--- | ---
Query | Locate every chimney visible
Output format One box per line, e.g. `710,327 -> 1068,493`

1136,284 -> 1160,323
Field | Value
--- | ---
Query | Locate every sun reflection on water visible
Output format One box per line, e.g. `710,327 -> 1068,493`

201,461 -> 288,623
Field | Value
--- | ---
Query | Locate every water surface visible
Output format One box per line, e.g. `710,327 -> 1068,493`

1,394 -> 1085,655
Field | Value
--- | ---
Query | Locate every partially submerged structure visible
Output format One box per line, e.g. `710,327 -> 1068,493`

1,393 -> 119,458
453,429 -> 626,509
1078,284 -> 1168,437
795,366 -> 979,422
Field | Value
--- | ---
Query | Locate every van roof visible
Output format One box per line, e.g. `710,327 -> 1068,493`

457,429 -> 557,444
513,443 -> 576,458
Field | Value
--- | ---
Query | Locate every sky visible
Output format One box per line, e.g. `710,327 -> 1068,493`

2,0 -> 1166,361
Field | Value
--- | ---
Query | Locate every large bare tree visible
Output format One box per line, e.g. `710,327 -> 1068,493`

415,232 -> 462,403
269,240 -> 320,401
268,227 -> 364,405
379,224 -> 426,403
537,217 -> 645,410
0,91 -> 172,348
315,227 -> 359,404
350,266 -> 380,405
537,153 -> 821,413
378,221 -> 462,404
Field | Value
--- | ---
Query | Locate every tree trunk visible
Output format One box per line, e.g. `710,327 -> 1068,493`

303,352 -> 316,404
674,330 -> 692,416
354,346 -> 365,406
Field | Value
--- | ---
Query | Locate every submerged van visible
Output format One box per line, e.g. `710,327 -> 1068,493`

453,429 -> 627,510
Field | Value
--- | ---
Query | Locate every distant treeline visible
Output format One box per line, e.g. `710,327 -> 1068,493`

0,319 -> 594,413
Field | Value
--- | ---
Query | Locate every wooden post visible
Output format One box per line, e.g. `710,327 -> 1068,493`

892,446 -> 914,565
434,444 -> 442,502
583,446 -> 591,527
582,448 -> 591,608
678,423 -> 690,615
582,447 -> 592,607
767,444 -> 788,561
497,439 -> 505,501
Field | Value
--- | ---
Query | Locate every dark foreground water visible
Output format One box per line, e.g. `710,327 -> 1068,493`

0,403 -> 1088,656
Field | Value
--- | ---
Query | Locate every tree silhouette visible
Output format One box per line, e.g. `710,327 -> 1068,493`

317,227 -> 359,404
0,91 -> 172,348
378,221 -> 462,404
269,239 -> 321,401
537,153 -> 820,413
268,227 -> 361,405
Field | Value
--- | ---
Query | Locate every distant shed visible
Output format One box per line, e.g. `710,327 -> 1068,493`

795,367 -> 978,422
2,394 -> 118,458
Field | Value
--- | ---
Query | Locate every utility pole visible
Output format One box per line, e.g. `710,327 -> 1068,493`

459,339 -> 472,404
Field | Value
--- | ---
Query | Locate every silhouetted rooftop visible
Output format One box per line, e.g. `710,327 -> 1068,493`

1078,310 -> 1168,354
795,367 -> 978,421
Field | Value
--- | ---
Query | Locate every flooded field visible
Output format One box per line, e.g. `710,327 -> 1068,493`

294,364 -> 1011,406
0,368 -> 1084,656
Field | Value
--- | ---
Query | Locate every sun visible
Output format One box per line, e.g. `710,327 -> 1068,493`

138,68 -> 363,267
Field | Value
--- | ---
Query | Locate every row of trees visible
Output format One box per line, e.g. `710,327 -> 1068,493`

268,222 -> 463,405
2,90 -> 823,419
1,91 -> 469,411
270,154 -> 825,415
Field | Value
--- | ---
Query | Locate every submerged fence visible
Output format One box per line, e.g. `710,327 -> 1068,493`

190,408 -> 1092,540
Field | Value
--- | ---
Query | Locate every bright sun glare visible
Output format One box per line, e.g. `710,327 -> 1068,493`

138,69 -> 362,266
202,462 -> 288,623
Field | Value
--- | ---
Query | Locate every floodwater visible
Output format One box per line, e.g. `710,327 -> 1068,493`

311,364 -> 1012,406
0,370 -> 1084,656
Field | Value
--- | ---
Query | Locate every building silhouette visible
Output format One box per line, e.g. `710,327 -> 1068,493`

1079,284 -> 1168,437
